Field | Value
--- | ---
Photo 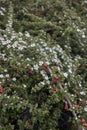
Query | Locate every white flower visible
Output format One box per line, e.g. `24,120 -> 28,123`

77,29 -> 80,32
84,106 -> 87,112
63,72 -> 68,78
23,84 -> 27,88
7,45 -> 11,48
18,38 -> 23,41
0,74 -> 4,78
82,34 -> 85,38
45,61 -> 50,65
57,67 -> 60,71
11,35 -> 16,39
26,58 -> 30,61
53,58 -> 58,63
4,69 -> 7,72
7,96 -> 10,98
39,61 -> 44,66
49,48 -> 52,52
27,64 -> 29,66
34,64 -> 39,70
40,70 -> 45,76
18,32 -> 23,36
18,46 -> 24,50
43,43 -> 47,47
17,63 -> 21,65
6,74 -> 9,77
45,76 -> 49,80
68,68 -> 72,73
40,70 -> 44,75
1,7 -> 5,11
5,104 -> 8,106
12,77 -> 16,81
25,31 -> 30,37
40,82 -> 45,85
80,91 -> 86,95
30,43 -> 35,47
39,48 -> 44,52
46,80 -> 50,85
13,96 -> 16,99
0,10 -> 4,15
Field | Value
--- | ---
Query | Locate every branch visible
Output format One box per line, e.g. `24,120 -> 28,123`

47,66 -> 82,130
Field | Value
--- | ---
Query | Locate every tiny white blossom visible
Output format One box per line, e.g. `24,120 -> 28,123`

1,7 -> 5,11
80,91 -> 86,95
17,63 -> 21,65
7,45 -> 11,48
40,70 -> 46,77
11,35 -> 16,39
18,46 -> 24,50
43,43 -> 47,47
84,106 -> 87,112
5,104 -> 8,106
77,29 -> 80,32
82,34 -> 85,38
63,73 -> 68,78
46,80 -> 50,85
0,74 -> 4,78
27,64 -> 29,66
53,58 -> 58,63
26,58 -> 30,61
18,32 -> 23,36
34,64 -> 39,70
40,82 -> 45,85
12,77 -> 16,81
4,69 -> 7,72
30,43 -> 35,47
25,31 -> 30,37
6,74 -> 9,77
0,10 -> 4,15
45,76 -> 49,80
40,70 -> 44,75
13,96 -> 16,99
7,96 -> 10,98
39,61 -> 44,66
23,84 -> 27,88
68,68 -> 72,73
45,61 -> 50,65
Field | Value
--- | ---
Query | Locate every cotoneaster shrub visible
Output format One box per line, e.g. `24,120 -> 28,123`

0,1 -> 87,130
0,28 -> 87,130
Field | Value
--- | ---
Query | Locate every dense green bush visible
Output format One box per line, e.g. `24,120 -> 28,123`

0,0 -> 87,130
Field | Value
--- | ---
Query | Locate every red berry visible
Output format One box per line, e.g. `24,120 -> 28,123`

52,75 -> 59,84
42,64 -> 48,71
7,77 -> 11,81
77,105 -> 82,109
0,88 -> 3,94
80,119 -> 85,123
62,84 -> 65,88
52,79 -> 57,84
8,84 -> 12,87
83,123 -> 87,128
55,75 -> 59,80
64,105 -> 68,110
43,64 -> 48,68
28,70 -> 33,75
1,83 -> 5,87
52,87 -> 57,92
42,66 -> 47,71
73,101 -> 77,105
